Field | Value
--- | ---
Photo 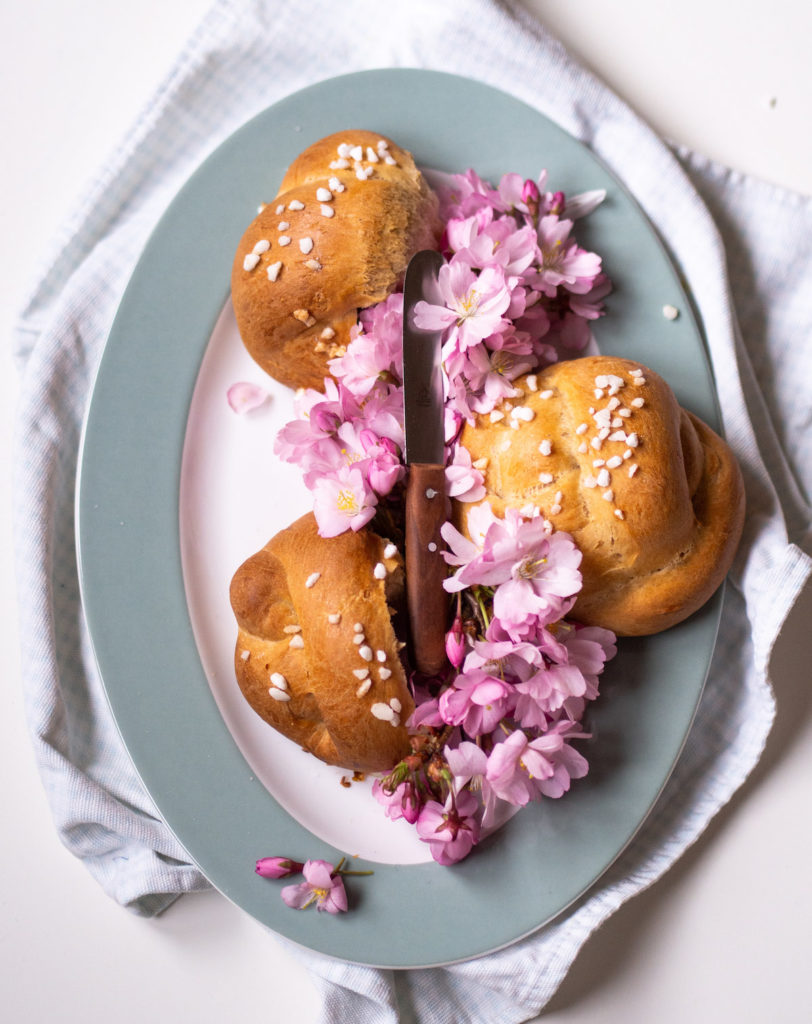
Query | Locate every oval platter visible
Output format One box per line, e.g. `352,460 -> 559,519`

77,69 -> 721,968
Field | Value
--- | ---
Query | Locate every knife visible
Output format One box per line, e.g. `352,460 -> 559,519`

402,249 -> 448,676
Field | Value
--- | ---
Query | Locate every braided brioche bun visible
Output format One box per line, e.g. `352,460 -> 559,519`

458,355 -> 744,636
229,512 -> 413,773
231,130 -> 441,391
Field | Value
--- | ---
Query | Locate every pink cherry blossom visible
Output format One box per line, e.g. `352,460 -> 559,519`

436,168 -> 499,220
442,506 -> 581,620
496,171 -> 531,213
512,661 -> 589,724
485,730 -> 538,806
445,442 -> 486,503
568,272 -> 612,321
460,345 -> 535,415
311,464 -> 377,537
439,661 -> 515,737
440,501 -> 502,585
413,260 -> 512,351
444,741 -> 499,829
486,723 -> 590,806
329,292 -> 404,394
415,789 -> 481,865
533,730 -> 589,798
447,211 -> 537,277
531,215 -> 603,297
281,859 -> 348,914
356,387 -> 405,449
491,527 -> 584,633
358,429 -> 404,495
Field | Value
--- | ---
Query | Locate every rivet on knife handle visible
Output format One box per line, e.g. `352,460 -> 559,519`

405,463 -> 448,675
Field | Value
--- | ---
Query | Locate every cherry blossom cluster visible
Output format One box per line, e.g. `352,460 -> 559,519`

264,166 -> 616,875
273,167 -> 609,538
372,502 -> 616,865
274,293 -> 406,536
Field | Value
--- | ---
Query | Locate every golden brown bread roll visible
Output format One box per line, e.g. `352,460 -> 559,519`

231,130 -> 441,391
229,512 -> 414,773
458,355 -> 744,636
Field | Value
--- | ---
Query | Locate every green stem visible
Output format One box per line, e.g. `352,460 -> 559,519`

475,587 -> 492,629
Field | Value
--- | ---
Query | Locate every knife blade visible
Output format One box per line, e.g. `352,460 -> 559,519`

402,249 -> 448,676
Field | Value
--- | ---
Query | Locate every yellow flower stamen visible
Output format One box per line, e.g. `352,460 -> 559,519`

517,556 -> 548,579
336,489 -> 360,515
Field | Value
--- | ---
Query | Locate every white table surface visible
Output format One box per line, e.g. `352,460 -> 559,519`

2,2 -> 810,1021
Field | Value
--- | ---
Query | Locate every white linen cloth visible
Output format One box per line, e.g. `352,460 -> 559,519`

12,0 -> 811,1019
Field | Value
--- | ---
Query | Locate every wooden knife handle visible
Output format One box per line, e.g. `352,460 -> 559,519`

405,463 -> 448,676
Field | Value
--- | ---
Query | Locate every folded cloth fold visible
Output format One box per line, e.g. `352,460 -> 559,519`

12,0 -> 811,1020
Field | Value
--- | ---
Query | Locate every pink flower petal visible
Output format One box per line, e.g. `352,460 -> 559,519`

227,381 -> 269,414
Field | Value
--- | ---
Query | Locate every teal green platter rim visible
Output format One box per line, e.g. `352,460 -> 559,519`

76,69 -> 721,968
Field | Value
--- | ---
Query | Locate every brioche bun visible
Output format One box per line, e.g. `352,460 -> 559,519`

229,513 -> 413,773
231,130 -> 441,391
457,355 -> 744,636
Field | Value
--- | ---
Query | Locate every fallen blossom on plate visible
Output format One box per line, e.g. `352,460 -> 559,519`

227,381 -> 269,414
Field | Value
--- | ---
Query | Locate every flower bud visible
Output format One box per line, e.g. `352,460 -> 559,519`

550,190 -> 566,216
255,856 -> 304,879
521,178 -> 540,204
522,178 -> 540,220
445,616 -> 466,669
401,781 -> 421,825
